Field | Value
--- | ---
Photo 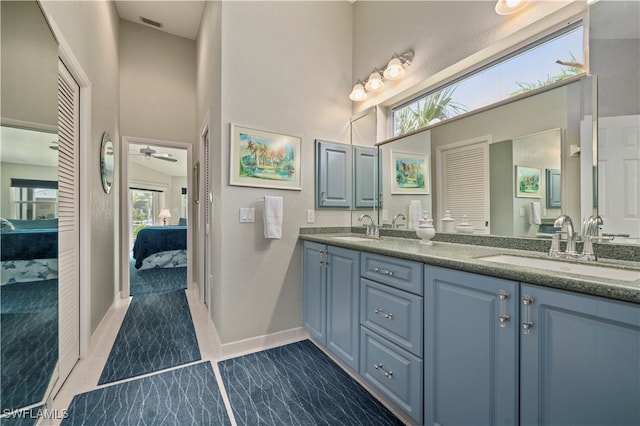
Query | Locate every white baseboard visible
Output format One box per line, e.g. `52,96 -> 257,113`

219,327 -> 309,360
88,296 -> 130,357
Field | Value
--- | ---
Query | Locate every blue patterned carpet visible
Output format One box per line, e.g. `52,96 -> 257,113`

63,362 -> 230,426
218,340 -> 404,426
97,290 -> 201,385
129,259 -> 186,296
1,280 -> 58,412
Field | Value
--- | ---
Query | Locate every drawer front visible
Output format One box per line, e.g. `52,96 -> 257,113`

360,328 -> 423,424
361,278 -> 423,357
361,252 -> 423,295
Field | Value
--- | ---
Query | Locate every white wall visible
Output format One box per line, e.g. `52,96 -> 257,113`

0,1 -> 58,130
40,0 -> 120,334
197,1 -> 353,344
170,176 -> 188,225
119,19 -> 197,144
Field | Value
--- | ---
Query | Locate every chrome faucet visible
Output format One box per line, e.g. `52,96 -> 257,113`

359,214 -> 378,238
553,214 -> 577,257
392,213 -> 406,229
581,215 -> 604,261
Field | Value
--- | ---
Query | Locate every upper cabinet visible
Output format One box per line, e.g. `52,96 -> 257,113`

353,146 -> 380,209
315,140 -> 352,209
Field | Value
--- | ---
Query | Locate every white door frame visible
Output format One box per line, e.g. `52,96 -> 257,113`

47,15 -> 92,360
120,136 -> 194,299
199,117 -> 210,307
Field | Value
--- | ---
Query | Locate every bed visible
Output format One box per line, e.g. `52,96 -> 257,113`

133,226 -> 187,269
1,221 -> 58,285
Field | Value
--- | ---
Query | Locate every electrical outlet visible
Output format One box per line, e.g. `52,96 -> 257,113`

307,209 -> 315,223
382,209 -> 389,221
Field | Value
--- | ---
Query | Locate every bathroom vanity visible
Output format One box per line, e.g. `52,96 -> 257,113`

300,232 -> 639,426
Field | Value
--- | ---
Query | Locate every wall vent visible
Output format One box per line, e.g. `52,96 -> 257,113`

140,16 -> 163,28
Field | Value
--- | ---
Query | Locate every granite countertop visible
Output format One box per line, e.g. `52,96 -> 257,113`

299,232 -> 640,304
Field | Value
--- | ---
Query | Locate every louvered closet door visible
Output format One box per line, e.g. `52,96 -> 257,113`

441,141 -> 489,233
57,60 -> 80,384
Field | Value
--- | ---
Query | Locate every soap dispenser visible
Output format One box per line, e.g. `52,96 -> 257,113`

416,214 -> 436,245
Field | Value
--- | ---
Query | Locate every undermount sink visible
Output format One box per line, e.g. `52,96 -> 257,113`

479,255 -> 640,282
331,236 -> 374,242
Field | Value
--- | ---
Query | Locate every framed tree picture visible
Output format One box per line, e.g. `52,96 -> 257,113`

229,124 -> 302,190
391,150 -> 429,194
515,166 -> 541,198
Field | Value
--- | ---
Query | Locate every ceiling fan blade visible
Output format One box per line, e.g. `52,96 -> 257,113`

152,153 -> 177,162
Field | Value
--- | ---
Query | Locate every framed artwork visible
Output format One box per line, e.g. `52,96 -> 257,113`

516,166 -> 541,198
390,150 -> 429,194
230,124 -> 302,190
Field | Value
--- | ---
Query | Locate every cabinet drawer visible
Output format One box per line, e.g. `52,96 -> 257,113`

360,327 -> 423,424
361,252 -> 423,295
361,278 -> 423,357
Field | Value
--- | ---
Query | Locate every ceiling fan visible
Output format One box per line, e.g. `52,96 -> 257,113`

133,146 -> 177,162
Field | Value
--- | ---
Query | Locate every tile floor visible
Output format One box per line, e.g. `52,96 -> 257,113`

47,289 -> 241,425
43,287 -> 409,426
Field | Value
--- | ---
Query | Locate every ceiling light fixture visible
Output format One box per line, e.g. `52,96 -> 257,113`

349,49 -> 414,102
495,0 -> 530,15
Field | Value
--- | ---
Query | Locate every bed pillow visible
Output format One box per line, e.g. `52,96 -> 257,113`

10,219 -> 58,229
178,217 -> 187,226
0,218 -> 15,232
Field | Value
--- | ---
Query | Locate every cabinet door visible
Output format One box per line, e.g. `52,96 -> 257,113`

326,246 -> 360,371
520,284 -> 640,426
425,265 -> 519,426
303,241 -> 327,345
353,146 -> 380,208
316,140 -> 352,208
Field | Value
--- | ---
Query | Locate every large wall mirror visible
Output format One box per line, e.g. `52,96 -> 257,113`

0,0 -> 60,416
356,0 -> 638,246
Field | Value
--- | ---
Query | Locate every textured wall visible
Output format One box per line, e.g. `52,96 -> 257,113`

119,20 -> 197,144
196,1 -> 353,344
40,0 -> 120,333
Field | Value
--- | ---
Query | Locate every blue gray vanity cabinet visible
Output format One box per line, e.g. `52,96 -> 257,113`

302,241 -> 360,371
360,252 -> 424,424
520,284 -> 640,426
425,265 -> 520,426
315,140 -> 352,208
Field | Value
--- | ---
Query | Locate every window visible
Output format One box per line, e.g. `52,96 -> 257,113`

10,178 -> 58,219
130,188 -> 160,241
393,23 -> 584,136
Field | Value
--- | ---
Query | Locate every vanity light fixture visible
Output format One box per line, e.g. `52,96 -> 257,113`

495,0 -> 530,15
349,80 -> 368,101
350,49 -> 414,102
364,69 -> 384,92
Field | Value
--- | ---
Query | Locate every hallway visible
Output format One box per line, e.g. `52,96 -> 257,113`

46,286 -> 404,426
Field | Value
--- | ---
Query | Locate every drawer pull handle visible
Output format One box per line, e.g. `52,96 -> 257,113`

374,308 -> 393,319
373,267 -> 394,276
374,363 -> 393,378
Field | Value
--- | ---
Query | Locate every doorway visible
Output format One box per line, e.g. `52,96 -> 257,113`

120,137 -> 194,298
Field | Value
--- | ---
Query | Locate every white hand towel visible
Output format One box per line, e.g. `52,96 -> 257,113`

264,196 -> 283,239
530,201 -> 542,225
408,200 -> 423,230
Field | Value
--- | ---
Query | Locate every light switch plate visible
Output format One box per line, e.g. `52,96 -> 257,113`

306,209 -> 315,223
240,207 -> 255,223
